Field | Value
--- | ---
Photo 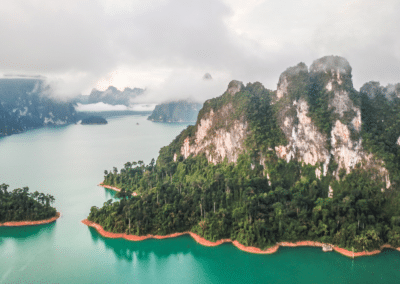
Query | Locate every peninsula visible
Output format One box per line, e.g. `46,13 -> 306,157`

86,56 -> 400,256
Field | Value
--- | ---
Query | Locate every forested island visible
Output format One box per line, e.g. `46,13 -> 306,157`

86,56 -> 400,254
81,116 -> 108,125
0,183 -> 59,225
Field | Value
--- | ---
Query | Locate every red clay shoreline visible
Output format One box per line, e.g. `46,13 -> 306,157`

0,212 -> 61,227
98,183 -> 137,196
81,219 -> 400,258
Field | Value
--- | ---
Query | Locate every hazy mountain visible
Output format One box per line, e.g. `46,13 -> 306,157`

0,78 -> 77,136
74,86 -> 144,106
148,100 -> 203,122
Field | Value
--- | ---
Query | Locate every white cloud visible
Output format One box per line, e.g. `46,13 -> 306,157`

75,102 -> 156,112
129,104 -> 157,111
75,102 -> 128,112
133,69 -> 229,104
0,0 -> 399,98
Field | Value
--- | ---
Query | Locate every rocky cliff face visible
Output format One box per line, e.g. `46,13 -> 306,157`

274,56 -> 390,191
275,98 -> 330,176
170,56 -> 394,194
180,81 -> 248,163
180,106 -> 248,163
0,78 -> 77,136
274,62 -> 330,176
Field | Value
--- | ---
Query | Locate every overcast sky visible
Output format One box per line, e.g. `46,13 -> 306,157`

1,0 -> 399,102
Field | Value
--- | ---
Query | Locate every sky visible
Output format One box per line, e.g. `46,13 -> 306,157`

1,0 -> 399,103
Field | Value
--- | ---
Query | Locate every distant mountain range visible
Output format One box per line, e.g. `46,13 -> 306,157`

147,100 -> 203,122
74,86 -> 144,106
0,78 -> 77,136
81,116 -> 108,125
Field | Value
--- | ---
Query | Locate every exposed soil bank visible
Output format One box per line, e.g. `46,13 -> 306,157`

0,212 -> 61,227
98,183 -> 137,196
82,219 -> 400,257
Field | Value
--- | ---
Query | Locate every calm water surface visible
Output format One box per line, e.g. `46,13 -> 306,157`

1,114 -> 400,283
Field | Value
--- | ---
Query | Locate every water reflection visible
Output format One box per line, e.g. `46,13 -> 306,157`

0,222 -> 57,242
87,225 -> 400,284
103,188 -> 118,201
88,227 -> 194,262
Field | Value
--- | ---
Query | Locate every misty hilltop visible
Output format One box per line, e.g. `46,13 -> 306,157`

75,86 -> 144,106
148,100 -> 203,123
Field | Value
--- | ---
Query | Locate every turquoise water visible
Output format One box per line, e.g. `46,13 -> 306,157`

1,114 -> 400,283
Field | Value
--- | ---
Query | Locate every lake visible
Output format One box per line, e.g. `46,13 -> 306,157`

1,114 -> 400,283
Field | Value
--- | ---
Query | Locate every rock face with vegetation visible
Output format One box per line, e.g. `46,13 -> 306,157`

272,57 -> 390,192
88,56 -> 400,252
0,78 -> 77,136
148,100 -> 203,123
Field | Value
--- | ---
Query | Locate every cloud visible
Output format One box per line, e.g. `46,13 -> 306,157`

75,102 -> 156,112
75,102 -> 128,112
133,69 -> 229,104
129,104 -> 157,111
0,0 -> 399,99
222,0 -> 400,89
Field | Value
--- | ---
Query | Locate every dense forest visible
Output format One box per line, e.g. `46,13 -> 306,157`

0,183 -> 57,222
88,77 -> 400,252
90,153 -> 400,252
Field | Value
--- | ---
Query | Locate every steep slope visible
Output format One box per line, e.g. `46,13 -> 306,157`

0,78 -> 77,136
161,80 -> 285,165
273,57 -> 390,195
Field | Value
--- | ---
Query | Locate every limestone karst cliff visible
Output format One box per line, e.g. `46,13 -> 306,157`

158,55 -> 400,196
273,56 -> 390,193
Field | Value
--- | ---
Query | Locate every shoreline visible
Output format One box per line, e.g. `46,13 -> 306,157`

0,212 -> 61,227
98,183 -> 137,196
81,219 -> 400,257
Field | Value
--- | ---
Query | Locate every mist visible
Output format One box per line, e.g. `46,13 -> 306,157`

75,102 -> 156,112
132,70 -> 229,104
1,0 -> 399,101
